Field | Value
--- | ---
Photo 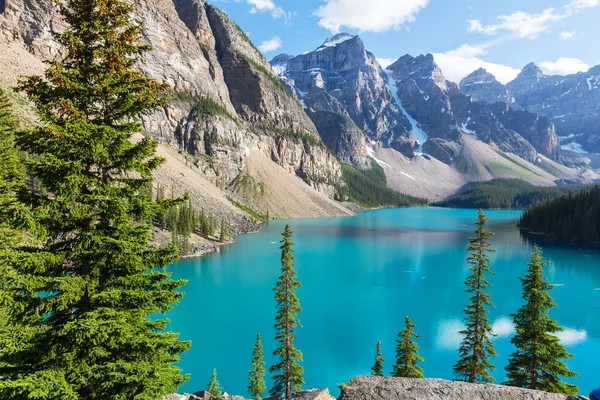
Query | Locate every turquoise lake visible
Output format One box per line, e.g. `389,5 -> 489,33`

166,207 -> 600,396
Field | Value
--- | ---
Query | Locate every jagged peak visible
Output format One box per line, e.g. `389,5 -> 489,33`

518,62 -> 545,78
316,33 -> 358,51
459,68 -> 498,87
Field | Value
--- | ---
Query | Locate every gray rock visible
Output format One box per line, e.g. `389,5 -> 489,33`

339,376 -> 587,400
459,68 -> 520,108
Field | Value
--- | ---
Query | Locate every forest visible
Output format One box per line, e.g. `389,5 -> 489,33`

338,160 -> 426,208
519,185 -> 600,243
435,179 -> 587,209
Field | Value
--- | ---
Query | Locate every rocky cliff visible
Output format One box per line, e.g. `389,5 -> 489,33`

0,0 -> 352,231
459,68 -> 519,108
270,34 -> 416,157
506,63 -> 600,154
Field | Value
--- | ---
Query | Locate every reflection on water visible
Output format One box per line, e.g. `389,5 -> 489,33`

167,208 -> 600,396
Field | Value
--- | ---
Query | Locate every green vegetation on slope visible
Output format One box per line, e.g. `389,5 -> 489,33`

435,179 -> 587,209
172,92 -> 238,122
519,185 -> 600,243
338,160 -> 426,208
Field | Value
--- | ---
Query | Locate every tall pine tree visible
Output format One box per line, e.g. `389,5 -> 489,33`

392,316 -> 424,378
0,1 -> 190,398
504,247 -> 578,395
270,225 -> 304,399
371,341 -> 385,377
453,209 -> 497,383
248,333 -> 267,400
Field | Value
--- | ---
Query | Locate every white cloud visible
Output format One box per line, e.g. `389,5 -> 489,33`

491,317 -> 516,338
376,58 -> 397,69
432,44 -> 520,84
244,0 -> 291,20
566,0 -> 600,11
560,30 -> 576,39
467,0 -> 600,39
258,36 -> 282,52
467,8 -> 564,39
314,0 -> 430,33
539,57 -> 590,75
553,327 -> 588,346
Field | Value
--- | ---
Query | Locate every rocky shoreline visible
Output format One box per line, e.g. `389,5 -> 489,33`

167,376 -> 591,400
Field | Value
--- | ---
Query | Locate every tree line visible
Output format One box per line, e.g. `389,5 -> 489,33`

366,210 -> 578,395
206,211 -> 579,399
435,179 -> 587,209
519,185 -> 600,243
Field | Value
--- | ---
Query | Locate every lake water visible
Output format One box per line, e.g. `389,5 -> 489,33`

166,208 -> 600,396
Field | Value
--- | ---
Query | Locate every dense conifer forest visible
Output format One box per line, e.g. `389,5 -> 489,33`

435,179 -> 587,209
338,160 -> 426,208
519,185 -> 600,243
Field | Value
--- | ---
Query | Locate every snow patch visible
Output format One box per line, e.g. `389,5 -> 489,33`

461,117 -> 476,136
401,171 -> 417,182
366,146 -> 391,168
272,63 -> 287,76
316,33 -> 354,51
384,69 -> 428,155
561,141 -> 588,154
587,76 -> 599,90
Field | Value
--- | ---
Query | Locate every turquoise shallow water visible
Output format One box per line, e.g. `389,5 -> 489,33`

166,207 -> 600,396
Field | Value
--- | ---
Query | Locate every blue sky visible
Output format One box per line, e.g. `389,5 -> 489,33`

209,0 -> 600,83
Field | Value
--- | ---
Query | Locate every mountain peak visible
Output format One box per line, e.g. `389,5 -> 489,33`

519,62 -> 545,78
316,33 -> 357,51
460,68 -> 497,87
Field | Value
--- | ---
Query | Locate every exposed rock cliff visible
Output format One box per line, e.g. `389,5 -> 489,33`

459,68 -> 519,108
338,376 -> 587,400
506,63 -> 600,154
0,0 -> 352,230
270,34 -> 416,157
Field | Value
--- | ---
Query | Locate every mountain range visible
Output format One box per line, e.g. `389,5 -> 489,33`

1,0 -> 599,224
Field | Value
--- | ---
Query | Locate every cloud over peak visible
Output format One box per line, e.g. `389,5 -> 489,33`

539,57 -> 590,75
314,0 -> 430,33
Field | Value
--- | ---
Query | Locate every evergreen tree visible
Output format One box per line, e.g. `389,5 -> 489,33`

392,316 -> 424,378
371,341 -> 385,377
270,225 -> 304,399
504,247 -> 578,395
220,216 -> 229,243
207,369 -> 224,397
453,209 -> 497,383
0,0 -> 190,398
248,333 -> 267,400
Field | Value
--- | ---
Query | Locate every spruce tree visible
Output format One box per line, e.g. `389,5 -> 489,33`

220,216 -> 229,243
207,369 -> 224,397
0,0 -> 190,398
270,225 -> 304,399
504,247 -> 578,395
371,341 -> 385,377
392,316 -> 424,378
248,333 -> 267,400
453,209 -> 497,383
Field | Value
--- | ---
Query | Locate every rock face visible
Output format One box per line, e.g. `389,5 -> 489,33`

506,63 -> 600,154
387,54 -> 539,163
270,34 -> 416,157
0,0 -> 348,226
307,110 -> 369,168
339,376 -> 586,400
490,103 -> 561,161
460,68 -> 519,108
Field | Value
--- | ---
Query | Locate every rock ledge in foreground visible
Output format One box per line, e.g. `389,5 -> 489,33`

338,376 -> 588,400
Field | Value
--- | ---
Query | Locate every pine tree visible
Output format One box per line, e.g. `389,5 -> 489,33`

207,369 -> 224,397
270,225 -> 304,399
453,209 -> 497,383
220,216 -> 229,243
504,247 -> 578,394
371,340 -> 385,377
0,0 -> 190,398
248,333 -> 267,400
392,316 -> 424,378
